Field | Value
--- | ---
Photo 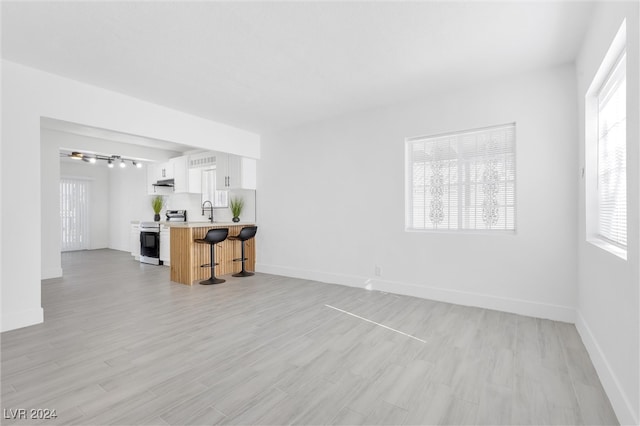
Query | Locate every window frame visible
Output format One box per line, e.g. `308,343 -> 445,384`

596,50 -> 627,249
405,123 -> 517,234
585,20 -> 627,260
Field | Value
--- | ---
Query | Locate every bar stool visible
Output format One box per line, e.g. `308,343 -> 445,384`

228,226 -> 258,277
194,228 -> 229,285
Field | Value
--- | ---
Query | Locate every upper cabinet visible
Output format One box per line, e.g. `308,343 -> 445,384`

173,156 -> 206,194
147,162 -> 174,194
151,161 -> 173,180
216,153 -> 257,190
147,152 -> 256,195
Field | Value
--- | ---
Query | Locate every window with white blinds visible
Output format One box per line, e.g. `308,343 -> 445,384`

406,123 -> 516,232
597,51 -> 626,248
60,178 -> 90,251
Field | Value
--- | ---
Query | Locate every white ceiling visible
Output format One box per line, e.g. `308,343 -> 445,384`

2,1 -> 594,134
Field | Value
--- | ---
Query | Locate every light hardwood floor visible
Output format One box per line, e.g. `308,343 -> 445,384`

1,249 -> 618,425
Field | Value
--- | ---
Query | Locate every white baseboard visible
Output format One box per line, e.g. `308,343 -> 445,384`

256,263 -> 367,289
370,277 -> 576,322
255,263 -> 575,322
1,307 -> 44,332
576,311 -> 638,426
41,267 -> 62,280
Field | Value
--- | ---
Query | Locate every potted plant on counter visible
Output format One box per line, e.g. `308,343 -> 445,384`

151,195 -> 164,222
230,196 -> 244,223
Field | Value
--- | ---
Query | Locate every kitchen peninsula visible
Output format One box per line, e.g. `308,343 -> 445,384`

168,222 -> 256,285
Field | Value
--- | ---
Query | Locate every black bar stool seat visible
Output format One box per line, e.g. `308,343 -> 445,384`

228,226 -> 257,277
194,228 -> 229,285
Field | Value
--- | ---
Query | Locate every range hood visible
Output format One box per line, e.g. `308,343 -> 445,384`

152,178 -> 175,190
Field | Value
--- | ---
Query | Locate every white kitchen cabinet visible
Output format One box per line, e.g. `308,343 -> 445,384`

215,152 -> 230,190
171,156 -> 188,193
130,223 -> 140,260
147,161 -> 175,194
148,161 -> 173,181
216,153 -> 256,190
188,168 -> 202,193
160,225 -> 171,266
158,161 -> 173,180
235,157 -> 257,190
172,156 -> 202,194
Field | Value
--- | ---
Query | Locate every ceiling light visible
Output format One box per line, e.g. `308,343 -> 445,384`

65,151 -> 137,168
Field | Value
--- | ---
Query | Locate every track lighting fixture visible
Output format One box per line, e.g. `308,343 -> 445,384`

61,151 -> 144,169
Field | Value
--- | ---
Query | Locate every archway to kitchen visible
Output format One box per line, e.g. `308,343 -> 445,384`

2,60 -> 260,332
40,118 -> 257,281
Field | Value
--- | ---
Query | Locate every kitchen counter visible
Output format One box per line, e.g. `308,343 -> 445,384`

169,223 -> 256,285
163,221 -> 256,228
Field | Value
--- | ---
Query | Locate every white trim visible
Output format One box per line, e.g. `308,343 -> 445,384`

255,263 -> 367,289
587,237 -> 628,261
575,310 -> 638,426
255,263 -> 575,322
1,307 -> 44,332
41,267 -> 63,280
586,20 -> 627,96
368,277 -> 575,323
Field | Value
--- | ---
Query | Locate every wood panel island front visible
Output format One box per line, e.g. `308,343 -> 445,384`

168,223 -> 256,285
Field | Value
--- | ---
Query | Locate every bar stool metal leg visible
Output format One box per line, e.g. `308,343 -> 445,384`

200,243 -> 225,285
232,239 -> 254,277
229,226 -> 257,278
194,228 -> 229,285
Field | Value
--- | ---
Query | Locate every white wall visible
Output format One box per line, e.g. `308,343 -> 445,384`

257,64 -> 578,322
1,60 -> 260,332
41,130 -> 63,279
575,2 -> 639,424
108,166 -> 149,252
60,160 -> 110,250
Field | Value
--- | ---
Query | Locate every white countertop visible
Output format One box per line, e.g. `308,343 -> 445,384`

161,221 -> 255,228
132,220 -> 255,228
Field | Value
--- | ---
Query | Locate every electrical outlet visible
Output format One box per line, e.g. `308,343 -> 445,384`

374,265 -> 381,277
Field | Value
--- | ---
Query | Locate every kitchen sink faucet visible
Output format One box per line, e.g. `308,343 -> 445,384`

202,200 -> 214,223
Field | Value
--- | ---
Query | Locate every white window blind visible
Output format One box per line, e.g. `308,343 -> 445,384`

406,123 -> 516,231
60,178 -> 90,251
597,51 -> 627,248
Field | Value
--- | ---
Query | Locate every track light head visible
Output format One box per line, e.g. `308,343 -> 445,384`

119,159 -> 126,168
107,159 -> 114,168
